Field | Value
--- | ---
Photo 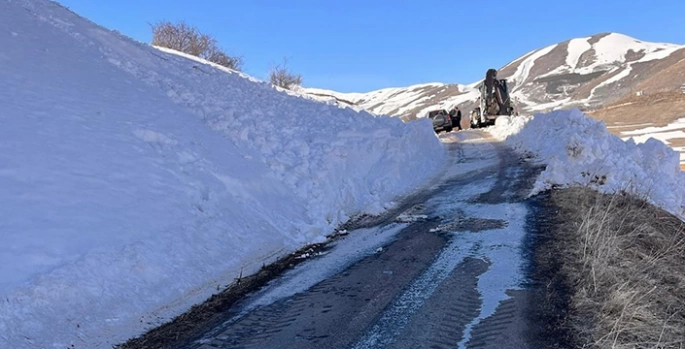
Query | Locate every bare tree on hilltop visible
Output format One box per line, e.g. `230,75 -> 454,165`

150,20 -> 243,71
269,57 -> 302,90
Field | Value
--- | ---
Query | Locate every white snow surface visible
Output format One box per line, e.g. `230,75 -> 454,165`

570,33 -> 680,76
565,37 -> 592,70
489,109 -> 685,219
590,66 -> 633,95
592,33 -> 680,67
517,33 -> 682,94
0,0 -> 446,348
620,118 -> 685,163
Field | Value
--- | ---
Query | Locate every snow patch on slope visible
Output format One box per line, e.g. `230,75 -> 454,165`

509,44 -> 558,88
490,110 -> 685,219
588,66 -> 633,100
591,33 -> 679,68
501,47 -> 538,71
566,37 -> 592,70
571,33 -> 681,76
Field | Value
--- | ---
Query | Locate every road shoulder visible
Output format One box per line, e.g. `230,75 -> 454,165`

527,188 -> 685,348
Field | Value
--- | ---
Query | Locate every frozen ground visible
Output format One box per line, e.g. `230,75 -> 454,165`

0,1 -> 445,348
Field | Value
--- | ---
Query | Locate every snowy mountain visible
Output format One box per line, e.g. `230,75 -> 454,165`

0,0 -> 445,348
303,33 -> 685,122
501,33 -> 684,111
303,83 -> 480,122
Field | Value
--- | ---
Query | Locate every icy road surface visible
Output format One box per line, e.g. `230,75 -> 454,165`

186,130 -> 547,349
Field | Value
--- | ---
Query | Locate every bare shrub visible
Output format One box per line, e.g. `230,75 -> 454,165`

269,57 -> 302,90
150,21 -> 243,71
552,188 -> 685,348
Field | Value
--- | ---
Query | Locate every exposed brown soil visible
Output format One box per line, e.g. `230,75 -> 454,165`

632,48 -> 685,94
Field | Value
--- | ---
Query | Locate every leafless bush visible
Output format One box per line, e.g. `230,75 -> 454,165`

150,20 -> 243,71
269,58 -> 302,90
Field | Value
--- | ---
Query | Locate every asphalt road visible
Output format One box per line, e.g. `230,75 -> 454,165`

187,130 -> 548,349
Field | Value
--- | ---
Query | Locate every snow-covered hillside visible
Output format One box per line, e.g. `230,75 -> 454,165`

0,1 -> 446,348
506,33 -> 680,85
501,33 -> 684,111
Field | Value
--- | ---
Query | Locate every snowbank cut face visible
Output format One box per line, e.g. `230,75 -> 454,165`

489,109 -> 685,219
0,0 -> 446,348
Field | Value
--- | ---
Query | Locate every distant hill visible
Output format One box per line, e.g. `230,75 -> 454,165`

302,33 -> 685,126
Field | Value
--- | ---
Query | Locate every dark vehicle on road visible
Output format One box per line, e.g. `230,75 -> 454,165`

427,109 -> 453,134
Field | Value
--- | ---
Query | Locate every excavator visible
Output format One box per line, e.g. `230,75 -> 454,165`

470,69 -> 516,128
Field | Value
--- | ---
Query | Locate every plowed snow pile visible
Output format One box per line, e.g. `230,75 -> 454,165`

0,1 -> 445,348
490,109 -> 685,219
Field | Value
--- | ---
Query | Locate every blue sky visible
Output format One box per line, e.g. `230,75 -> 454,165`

57,0 -> 684,93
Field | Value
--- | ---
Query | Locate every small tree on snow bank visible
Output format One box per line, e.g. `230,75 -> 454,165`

150,20 -> 243,71
269,58 -> 302,90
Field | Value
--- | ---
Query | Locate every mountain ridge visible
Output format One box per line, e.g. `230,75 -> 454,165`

302,32 -> 685,123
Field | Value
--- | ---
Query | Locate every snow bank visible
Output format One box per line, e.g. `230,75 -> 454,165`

489,109 -> 685,219
0,0 -> 446,348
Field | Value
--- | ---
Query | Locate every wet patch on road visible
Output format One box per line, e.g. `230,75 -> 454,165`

191,220 -> 447,349
431,217 -> 508,233
517,191 -> 577,348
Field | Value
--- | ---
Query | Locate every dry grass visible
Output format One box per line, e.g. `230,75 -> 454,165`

551,187 -> 685,349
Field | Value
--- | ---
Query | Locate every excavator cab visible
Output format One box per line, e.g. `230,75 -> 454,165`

470,69 -> 516,128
